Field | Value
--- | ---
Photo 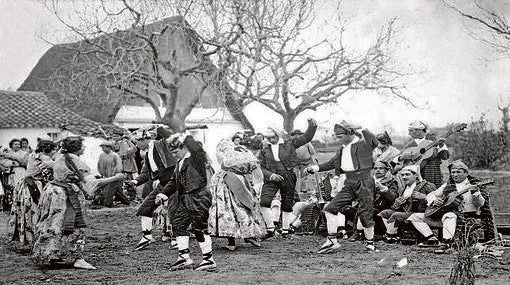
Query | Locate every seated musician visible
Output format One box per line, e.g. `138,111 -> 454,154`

394,121 -> 449,188
350,161 -> 399,241
407,160 -> 485,250
378,165 -> 436,243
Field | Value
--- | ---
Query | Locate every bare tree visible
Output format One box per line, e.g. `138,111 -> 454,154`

443,1 -> 510,132
443,0 -> 510,58
40,0 -> 408,132
40,0 -> 246,131
208,1 -> 410,132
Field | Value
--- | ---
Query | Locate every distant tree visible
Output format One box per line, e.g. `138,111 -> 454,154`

443,0 -> 510,58
208,1 -> 411,132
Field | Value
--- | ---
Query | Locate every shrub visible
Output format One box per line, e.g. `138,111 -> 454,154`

448,115 -> 509,170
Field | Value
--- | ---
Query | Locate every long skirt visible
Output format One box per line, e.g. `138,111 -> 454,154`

8,177 -> 41,244
208,171 -> 266,239
32,183 -> 86,266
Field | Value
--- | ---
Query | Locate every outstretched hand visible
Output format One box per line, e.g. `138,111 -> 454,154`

307,118 -> 318,127
155,193 -> 169,206
269,174 -> 284,182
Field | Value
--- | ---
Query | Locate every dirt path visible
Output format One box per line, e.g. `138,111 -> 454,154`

1,209 -> 509,285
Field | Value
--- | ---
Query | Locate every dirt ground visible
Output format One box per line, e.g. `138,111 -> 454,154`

1,207 -> 509,285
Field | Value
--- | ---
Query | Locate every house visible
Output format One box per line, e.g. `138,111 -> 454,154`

0,90 -> 126,174
18,16 -> 254,163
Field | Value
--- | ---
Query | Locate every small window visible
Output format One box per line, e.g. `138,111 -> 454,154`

47,132 -> 61,142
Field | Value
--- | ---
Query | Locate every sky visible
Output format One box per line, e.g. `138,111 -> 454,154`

1,0 -> 509,135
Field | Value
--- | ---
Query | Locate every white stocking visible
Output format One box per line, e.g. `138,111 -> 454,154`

381,218 -> 398,235
260,207 -> 275,230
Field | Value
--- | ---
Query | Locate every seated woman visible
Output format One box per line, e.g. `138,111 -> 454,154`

372,131 -> 400,163
32,137 -> 124,270
208,139 -> 266,250
378,165 -> 436,243
9,140 -> 57,245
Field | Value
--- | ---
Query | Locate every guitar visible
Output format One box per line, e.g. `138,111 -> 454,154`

398,123 -> 467,168
424,178 -> 495,219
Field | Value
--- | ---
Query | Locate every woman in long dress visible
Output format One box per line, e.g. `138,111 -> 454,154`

9,140 -> 57,245
32,137 -> 124,269
2,139 -> 29,187
208,140 -> 266,250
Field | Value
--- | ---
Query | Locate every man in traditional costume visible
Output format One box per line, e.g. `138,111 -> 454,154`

155,131 -> 217,271
395,121 -> 449,188
258,118 -> 317,239
306,121 -> 379,253
378,165 -> 436,243
407,160 -> 490,252
130,126 -> 177,250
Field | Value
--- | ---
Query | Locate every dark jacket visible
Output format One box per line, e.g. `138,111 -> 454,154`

318,129 -> 378,175
259,124 -> 317,180
394,180 -> 436,213
162,135 -> 208,196
374,175 -> 399,212
136,139 -> 176,186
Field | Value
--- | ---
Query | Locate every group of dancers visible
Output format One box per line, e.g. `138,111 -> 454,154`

3,118 -> 497,273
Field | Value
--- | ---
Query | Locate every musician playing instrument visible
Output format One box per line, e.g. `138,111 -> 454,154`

407,160 -> 486,250
395,121 -> 449,188
378,165 -> 436,243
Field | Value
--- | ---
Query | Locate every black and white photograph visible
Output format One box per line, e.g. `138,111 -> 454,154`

0,0 -> 509,284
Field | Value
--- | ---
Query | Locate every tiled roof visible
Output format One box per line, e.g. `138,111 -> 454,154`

0,90 -> 126,138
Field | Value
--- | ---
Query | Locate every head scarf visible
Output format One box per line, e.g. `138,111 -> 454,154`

216,139 -> 258,172
408,121 -> 429,132
35,140 -> 57,154
448,160 -> 469,173
376,131 -> 393,145
334,120 -> 361,135
262,127 -> 287,142
99,140 -> 115,148
401,165 -> 422,181
60,136 -> 84,154
374,160 -> 391,170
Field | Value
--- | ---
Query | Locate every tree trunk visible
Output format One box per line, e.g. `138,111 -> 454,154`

161,110 -> 186,132
500,106 -> 509,133
283,112 -> 296,134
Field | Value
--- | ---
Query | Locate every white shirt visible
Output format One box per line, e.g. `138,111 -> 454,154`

414,137 -> 448,151
178,152 -> 191,171
426,178 -> 484,212
402,182 -> 417,200
269,139 -> 284,162
147,141 -> 158,172
340,136 -> 360,171
414,137 -> 426,145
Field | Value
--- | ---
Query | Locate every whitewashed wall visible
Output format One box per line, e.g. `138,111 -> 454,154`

0,127 -> 60,149
115,106 -> 247,170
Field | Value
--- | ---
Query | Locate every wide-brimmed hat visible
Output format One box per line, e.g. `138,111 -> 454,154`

99,140 -> 115,148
